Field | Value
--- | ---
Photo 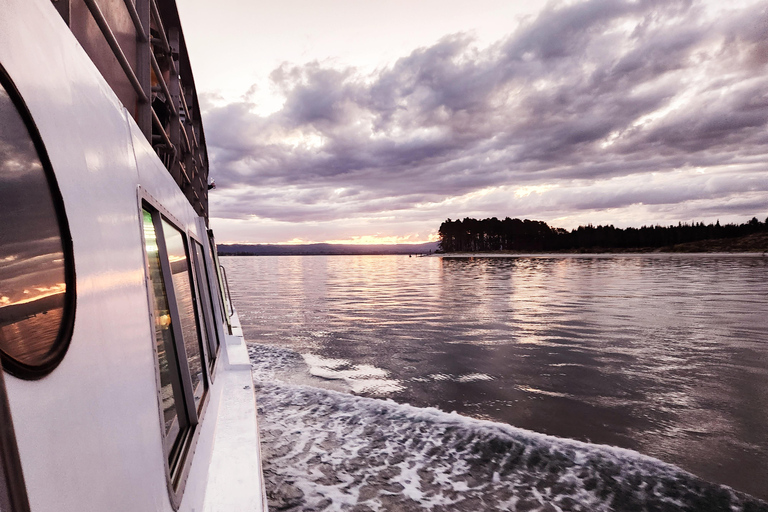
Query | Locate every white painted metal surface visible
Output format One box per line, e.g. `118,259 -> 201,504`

0,0 -> 266,509
204,312 -> 268,512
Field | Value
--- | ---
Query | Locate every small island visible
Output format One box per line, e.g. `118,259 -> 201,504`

437,217 -> 768,254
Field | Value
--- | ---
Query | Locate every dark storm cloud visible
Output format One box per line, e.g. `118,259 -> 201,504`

204,0 -> 768,224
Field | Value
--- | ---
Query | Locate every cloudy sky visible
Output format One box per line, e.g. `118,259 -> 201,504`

177,0 -> 768,244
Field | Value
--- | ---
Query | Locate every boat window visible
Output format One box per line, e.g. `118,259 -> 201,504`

208,236 -> 232,335
191,241 -> 218,367
142,204 -> 214,496
0,70 -> 75,379
161,220 -> 208,412
220,265 -> 234,319
142,210 -> 185,455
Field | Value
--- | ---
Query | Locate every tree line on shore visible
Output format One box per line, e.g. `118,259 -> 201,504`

437,216 -> 768,252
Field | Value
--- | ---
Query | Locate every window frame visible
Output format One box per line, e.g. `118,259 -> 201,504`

190,240 -> 219,375
207,233 -> 233,335
160,216 -> 210,414
0,66 -> 76,380
220,265 -> 234,320
138,192 -> 217,508
201,228 -> 229,346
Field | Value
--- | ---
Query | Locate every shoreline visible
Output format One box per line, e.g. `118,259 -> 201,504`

436,232 -> 768,256
436,251 -> 767,258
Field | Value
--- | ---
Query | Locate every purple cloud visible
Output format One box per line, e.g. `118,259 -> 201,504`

203,0 -> 768,239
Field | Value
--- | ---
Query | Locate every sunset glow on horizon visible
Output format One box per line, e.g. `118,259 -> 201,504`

177,0 -> 768,244
267,233 -> 440,246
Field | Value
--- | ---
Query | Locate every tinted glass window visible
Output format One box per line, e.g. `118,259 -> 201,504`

187,243 -> 211,365
162,220 -> 206,412
192,242 -> 218,358
209,237 -> 231,334
143,207 -> 214,487
0,76 -> 73,377
142,210 -> 182,448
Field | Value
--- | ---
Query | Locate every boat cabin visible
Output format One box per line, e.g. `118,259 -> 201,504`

0,0 -> 266,510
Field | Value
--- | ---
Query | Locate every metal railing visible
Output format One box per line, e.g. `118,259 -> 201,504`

82,0 -> 148,104
56,0 -> 210,222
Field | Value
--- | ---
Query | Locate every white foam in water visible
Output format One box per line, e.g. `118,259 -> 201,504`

301,353 -> 405,395
515,385 -> 572,399
425,373 -> 493,383
456,373 -> 493,383
248,343 -> 767,511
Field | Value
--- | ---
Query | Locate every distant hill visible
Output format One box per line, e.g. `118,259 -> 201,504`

217,241 -> 439,256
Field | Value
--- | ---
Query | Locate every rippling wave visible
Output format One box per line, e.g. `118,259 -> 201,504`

227,254 -> 768,501
249,344 -> 767,511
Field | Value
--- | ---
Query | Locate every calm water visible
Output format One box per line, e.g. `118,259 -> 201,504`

223,254 -> 768,502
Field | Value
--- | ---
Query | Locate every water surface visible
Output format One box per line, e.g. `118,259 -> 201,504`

224,254 -> 768,501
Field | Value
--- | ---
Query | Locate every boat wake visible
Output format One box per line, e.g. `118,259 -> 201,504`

248,344 -> 767,511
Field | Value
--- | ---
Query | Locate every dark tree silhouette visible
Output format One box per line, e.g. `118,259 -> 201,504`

437,217 -> 768,253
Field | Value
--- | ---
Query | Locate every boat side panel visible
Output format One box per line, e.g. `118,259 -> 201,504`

0,0 -> 198,510
130,121 -> 201,240
128,118 -> 222,512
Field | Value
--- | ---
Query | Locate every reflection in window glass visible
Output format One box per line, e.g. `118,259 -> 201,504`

142,210 -> 181,447
193,242 -> 218,357
0,81 -> 70,372
161,220 -> 206,411
209,237 -> 231,334
188,244 -> 210,365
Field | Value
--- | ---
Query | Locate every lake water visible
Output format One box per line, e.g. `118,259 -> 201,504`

223,254 -> 768,508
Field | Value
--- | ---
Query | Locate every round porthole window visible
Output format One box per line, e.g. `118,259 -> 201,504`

0,68 -> 75,379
